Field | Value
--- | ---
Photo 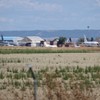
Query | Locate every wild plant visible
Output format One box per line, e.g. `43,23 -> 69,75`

0,84 -> 6,90
83,57 -> 86,60
7,67 -> 12,72
20,68 -> 26,73
55,68 -> 61,77
6,73 -> 13,79
12,68 -> 18,73
13,80 -> 21,88
84,79 -> 93,88
27,70 -> 32,78
21,84 -> 26,91
17,59 -> 21,63
63,73 -> 69,80
0,71 -> 4,79
13,72 -> 27,80
24,80 -> 33,89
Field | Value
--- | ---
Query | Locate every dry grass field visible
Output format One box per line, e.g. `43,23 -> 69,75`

0,47 -> 100,100
1,46 -> 100,51
0,53 -> 100,69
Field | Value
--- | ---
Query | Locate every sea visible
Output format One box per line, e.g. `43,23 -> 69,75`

0,30 -> 100,39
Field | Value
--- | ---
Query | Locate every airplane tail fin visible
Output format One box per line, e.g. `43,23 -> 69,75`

1,34 -> 4,41
84,35 -> 87,42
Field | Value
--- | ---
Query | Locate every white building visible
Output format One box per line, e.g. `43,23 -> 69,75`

27,36 -> 44,47
14,36 -> 44,47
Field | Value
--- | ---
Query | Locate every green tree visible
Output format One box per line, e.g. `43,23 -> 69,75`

57,37 -> 66,47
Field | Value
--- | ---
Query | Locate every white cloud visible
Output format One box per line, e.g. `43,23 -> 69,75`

0,17 -> 14,22
0,0 -> 62,12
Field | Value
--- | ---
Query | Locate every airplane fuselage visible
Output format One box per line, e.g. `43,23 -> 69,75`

84,41 -> 99,47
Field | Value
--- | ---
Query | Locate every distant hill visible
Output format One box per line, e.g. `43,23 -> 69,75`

0,30 -> 100,38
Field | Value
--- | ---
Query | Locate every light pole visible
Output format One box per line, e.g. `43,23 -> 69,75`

27,64 -> 37,100
87,26 -> 90,30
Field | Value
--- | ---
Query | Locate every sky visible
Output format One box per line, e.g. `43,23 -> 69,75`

0,0 -> 100,30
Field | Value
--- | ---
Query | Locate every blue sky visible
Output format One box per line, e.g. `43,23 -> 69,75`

0,0 -> 100,30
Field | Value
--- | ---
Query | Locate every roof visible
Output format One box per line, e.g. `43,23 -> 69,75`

26,36 -> 44,41
20,37 -> 32,43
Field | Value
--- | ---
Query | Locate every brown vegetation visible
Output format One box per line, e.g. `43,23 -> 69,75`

0,52 -> 100,100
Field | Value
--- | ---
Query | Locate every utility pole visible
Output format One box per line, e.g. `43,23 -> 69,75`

27,64 -> 37,100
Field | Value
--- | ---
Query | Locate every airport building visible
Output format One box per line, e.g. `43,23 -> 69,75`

0,36 -> 44,47
19,36 -> 44,47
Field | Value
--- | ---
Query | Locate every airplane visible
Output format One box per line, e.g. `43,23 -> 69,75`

43,41 -> 57,47
83,35 -> 99,47
0,35 -> 17,46
0,40 -> 17,46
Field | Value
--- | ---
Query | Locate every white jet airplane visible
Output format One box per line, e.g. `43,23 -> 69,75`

0,35 -> 17,46
83,35 -> 99,47
44,41 -> 57,47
